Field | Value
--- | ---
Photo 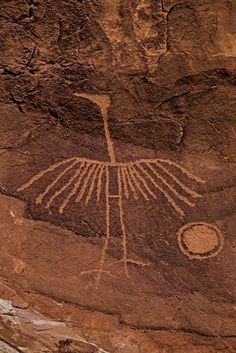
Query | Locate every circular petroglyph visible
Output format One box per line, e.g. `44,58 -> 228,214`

177,222 -> 224,259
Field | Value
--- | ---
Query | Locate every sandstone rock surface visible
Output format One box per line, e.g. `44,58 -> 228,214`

0,0 -> 236,352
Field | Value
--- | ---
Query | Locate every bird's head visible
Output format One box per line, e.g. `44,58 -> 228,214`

74,92 -> 110,120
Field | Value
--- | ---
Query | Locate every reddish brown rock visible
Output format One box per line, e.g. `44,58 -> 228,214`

0,0 -> 236,352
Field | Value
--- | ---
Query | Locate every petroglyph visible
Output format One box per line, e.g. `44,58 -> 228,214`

177,222 -> 224,260
17,92 -> 205,287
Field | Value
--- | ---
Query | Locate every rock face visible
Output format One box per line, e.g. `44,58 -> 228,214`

0,0 -> 236,352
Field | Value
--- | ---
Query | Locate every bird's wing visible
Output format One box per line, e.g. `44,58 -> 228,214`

118,159 -> 205,218
17,157 -> 108,212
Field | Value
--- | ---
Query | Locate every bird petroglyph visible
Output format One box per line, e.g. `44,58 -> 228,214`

17,92 -> 205,287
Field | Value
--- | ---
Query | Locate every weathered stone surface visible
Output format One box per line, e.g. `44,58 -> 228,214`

0,0 -> 236,352
0,278 -> 236,353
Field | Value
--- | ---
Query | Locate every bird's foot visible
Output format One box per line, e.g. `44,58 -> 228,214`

80,268 -> 118,289
108,257 -> 150,277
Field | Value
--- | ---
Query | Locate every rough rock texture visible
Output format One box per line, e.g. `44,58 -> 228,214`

0,0 -> 236,352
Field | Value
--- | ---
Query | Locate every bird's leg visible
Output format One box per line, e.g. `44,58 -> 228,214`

94,165 -> 111,287
80,166 -> 116,288
118,186 -> 129,277
107,168 -> 150,277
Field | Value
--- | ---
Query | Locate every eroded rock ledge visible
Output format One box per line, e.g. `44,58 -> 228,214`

1,277 -> 236,353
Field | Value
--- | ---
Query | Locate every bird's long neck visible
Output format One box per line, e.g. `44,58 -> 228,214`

101,108 -> 116,163
74,92 -> 116,163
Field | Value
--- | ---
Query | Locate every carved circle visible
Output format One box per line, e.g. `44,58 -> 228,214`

177,222 -> 224,259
